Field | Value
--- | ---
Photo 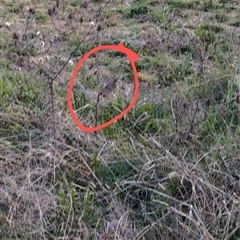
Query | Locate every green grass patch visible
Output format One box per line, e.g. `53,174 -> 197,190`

123,2 -> 149,19
165,0 -> 200,9
195,24 -> 223,45
35,11 -> 48,24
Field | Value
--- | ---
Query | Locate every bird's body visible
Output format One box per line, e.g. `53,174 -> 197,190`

99,78 -> 117,97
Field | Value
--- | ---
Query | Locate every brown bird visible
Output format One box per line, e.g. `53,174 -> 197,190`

99,77 -> 117,98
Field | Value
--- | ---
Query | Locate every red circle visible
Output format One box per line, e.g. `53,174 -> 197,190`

67,43 -> 139,133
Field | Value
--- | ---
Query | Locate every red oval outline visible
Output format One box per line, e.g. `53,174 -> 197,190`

67,43 -> 139,133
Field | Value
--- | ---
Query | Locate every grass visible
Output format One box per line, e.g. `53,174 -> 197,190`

1,0 -> 240,239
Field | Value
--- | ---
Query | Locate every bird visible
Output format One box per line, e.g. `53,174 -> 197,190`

98,77 -> 117,98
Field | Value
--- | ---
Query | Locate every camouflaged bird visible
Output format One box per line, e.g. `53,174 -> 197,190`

98,77 -> 117,98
